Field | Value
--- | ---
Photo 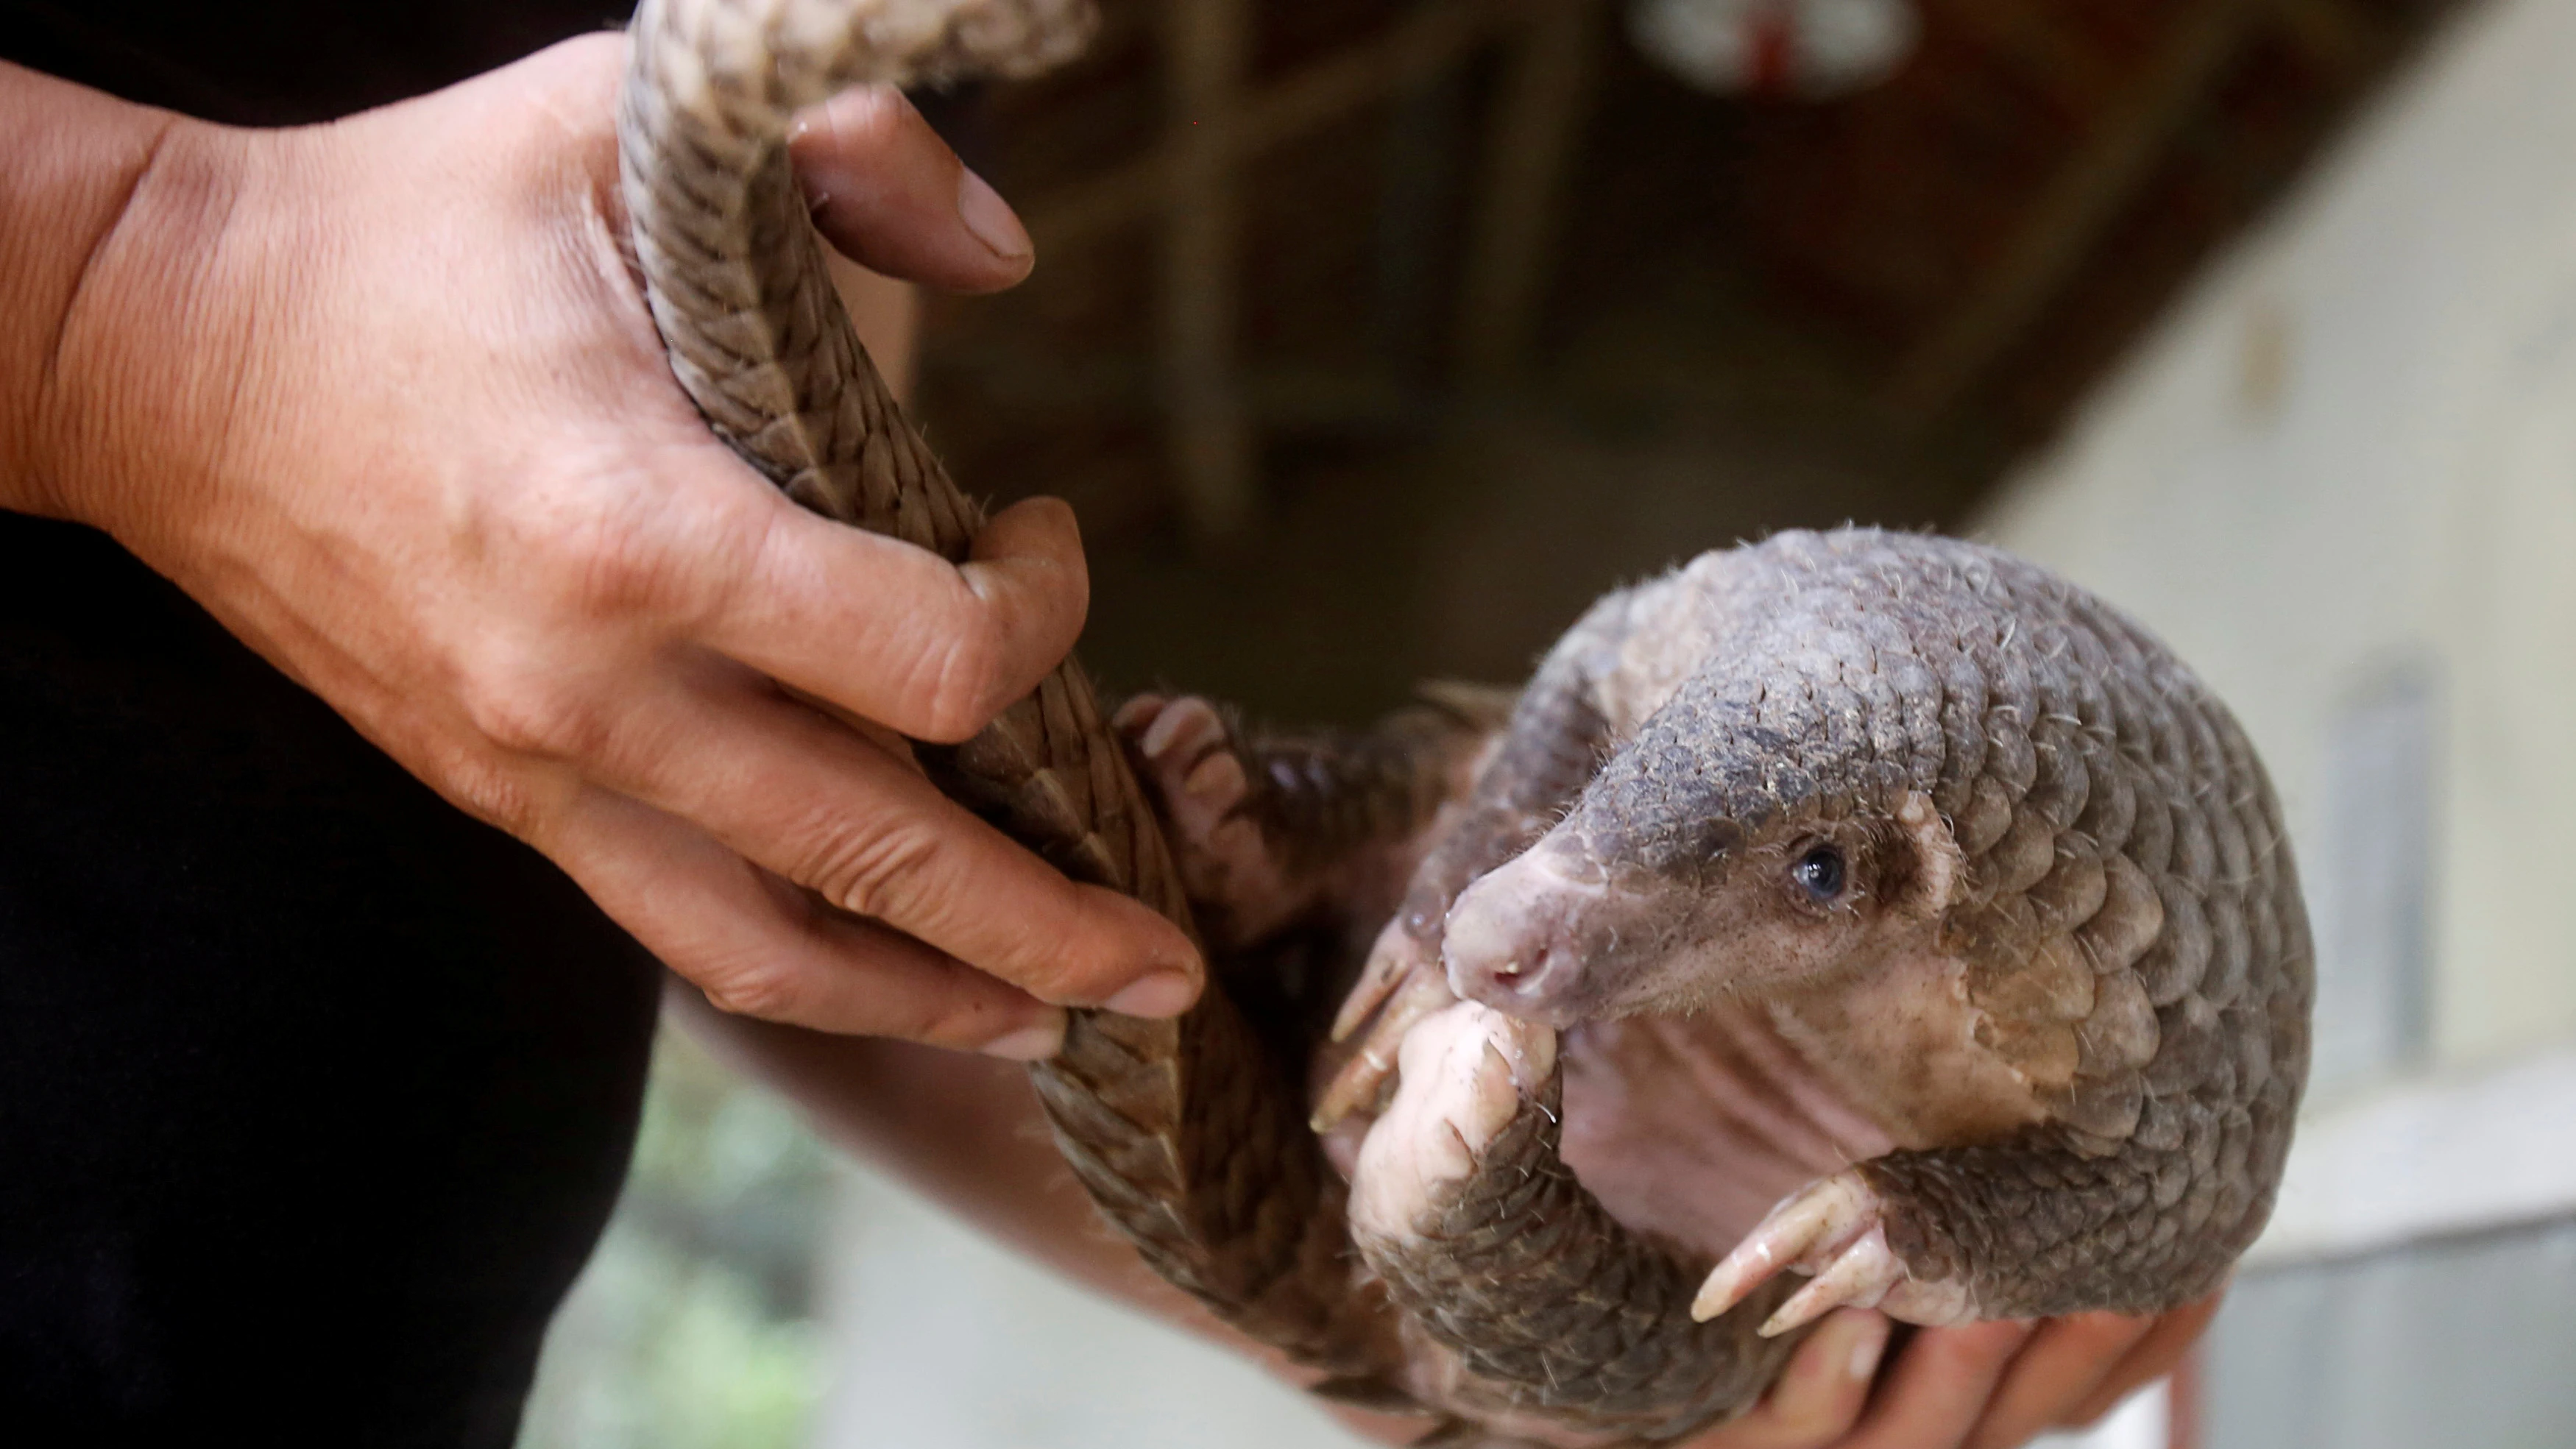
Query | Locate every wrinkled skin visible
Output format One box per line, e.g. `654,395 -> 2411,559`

1119,528 -> 2312,1444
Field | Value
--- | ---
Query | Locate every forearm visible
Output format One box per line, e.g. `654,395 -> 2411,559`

0,61 -> 225,522
673,980 -> 1205,1311
673,984 -> 1426,1442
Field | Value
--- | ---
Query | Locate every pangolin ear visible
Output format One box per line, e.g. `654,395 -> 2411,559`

1890,792 -> 1970,918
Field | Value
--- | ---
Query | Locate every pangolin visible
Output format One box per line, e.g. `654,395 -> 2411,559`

1117,527 -> 2312,1440
609,1 -> 2313,1442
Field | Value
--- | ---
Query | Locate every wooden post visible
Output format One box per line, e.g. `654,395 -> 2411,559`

1161,0 -> 1257,540
1454,0 -> 1602,389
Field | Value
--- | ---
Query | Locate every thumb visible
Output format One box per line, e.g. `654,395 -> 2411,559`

789,85 -> 1033,293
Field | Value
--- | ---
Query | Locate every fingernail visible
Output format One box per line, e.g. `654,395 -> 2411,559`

1105,970 -> 1200,1019
957,168 -> 1033,262
1847,1314 -> 1892,1381
980,1010 -> 1066,1061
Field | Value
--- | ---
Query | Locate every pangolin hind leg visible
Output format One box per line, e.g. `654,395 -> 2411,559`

1115,686 -> 1513,1107
1113,686 -> 1512,957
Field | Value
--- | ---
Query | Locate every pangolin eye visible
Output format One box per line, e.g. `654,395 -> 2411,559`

1791,843 -> 1848,903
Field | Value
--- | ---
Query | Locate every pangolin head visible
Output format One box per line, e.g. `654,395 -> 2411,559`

1442,528 -> 2119,1030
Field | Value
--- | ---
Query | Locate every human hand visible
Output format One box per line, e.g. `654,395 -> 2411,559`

24,37 -> 1201,1055
1669,1294 -> 2219,1449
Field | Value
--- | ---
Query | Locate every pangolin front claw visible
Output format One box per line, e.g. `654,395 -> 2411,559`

1312,966 -> 1457,1132
1691,1169 -> 1976,1335
1332,913 -> 1438,1044
1758,1225 -> 1908,1336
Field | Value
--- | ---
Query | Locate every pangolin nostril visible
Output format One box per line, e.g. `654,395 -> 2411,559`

1518,944 -> 1554,993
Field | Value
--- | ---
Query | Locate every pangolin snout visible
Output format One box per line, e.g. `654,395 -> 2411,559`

1443,845 -> 1620,1027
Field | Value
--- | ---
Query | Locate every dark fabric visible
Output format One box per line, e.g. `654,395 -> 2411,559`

1,7 -> 662,1443
4,1 -> 632,126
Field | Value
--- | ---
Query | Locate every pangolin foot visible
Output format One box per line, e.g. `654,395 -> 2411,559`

1112,695 -> 1298,949
1691,1169 -> 1976,1335
1346,999 -> 1557,1247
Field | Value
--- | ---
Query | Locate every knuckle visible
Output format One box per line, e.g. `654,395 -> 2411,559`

698,961 -> 804,1023
913,611 -> 1008,742
1013,928 -> 1125,1005
460,665 -> 612,762
548,515 -> 671,621
807,818 -> 950,925
437,750 -> 550,836
512,477 -> 716,628
880,993 -> 998,1050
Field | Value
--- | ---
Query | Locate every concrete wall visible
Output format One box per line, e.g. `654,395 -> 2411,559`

1981,0 -> 2576,1085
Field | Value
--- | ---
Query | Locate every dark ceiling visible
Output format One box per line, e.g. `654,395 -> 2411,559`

907,0 -> 2456,721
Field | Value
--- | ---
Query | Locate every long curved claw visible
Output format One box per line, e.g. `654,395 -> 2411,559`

1118,693 -> 1321,951
1693,1169 -> 1981,1334
1759,1227 -> 1906,1336
1131,695 -> 1233,780
1690,1170 -> 1883,1324
1312,969 -> 1457,1131
1107,693 -> 1168,737
1333,915 -> 1437,1044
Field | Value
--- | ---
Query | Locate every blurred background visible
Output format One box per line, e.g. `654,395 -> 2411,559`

517,0 -> 2576,1444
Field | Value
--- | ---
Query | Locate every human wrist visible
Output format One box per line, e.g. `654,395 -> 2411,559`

3,67 -> 258,543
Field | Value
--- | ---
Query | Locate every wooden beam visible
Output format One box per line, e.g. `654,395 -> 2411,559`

1454,0 -> 1604,386
1029,0 -> 1534,252
1159,0 -> 1256,539
1884,0 -> 2265,421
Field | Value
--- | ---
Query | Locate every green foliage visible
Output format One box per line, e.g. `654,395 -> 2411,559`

517,1027 -> 832,1449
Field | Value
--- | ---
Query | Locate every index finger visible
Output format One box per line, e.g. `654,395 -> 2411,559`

704,493 -> 1089,745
